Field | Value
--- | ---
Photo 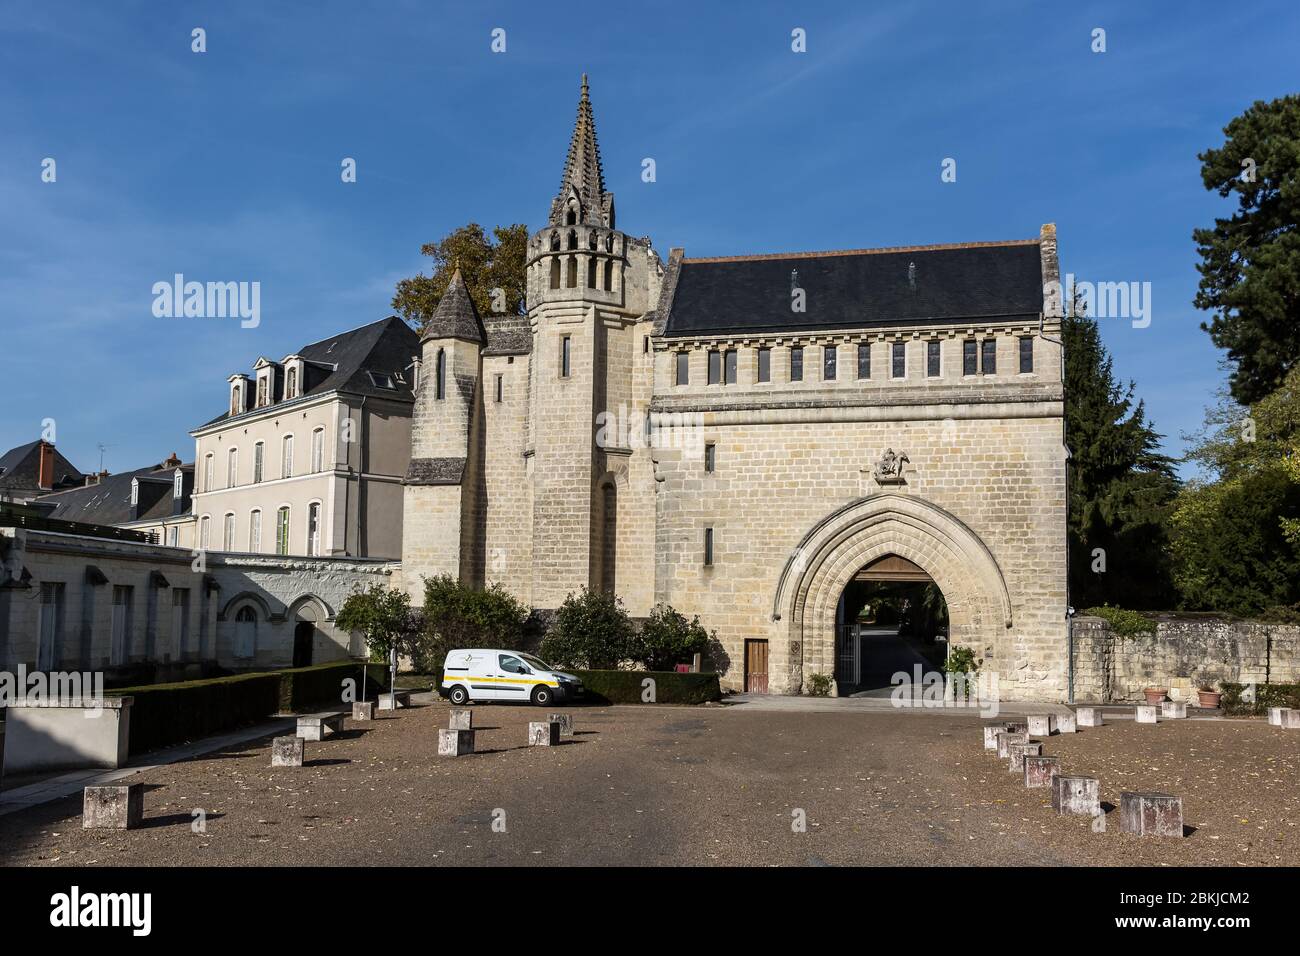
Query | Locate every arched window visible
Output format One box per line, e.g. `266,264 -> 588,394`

276,507 -> 291,555
129,478 -> 139,507
588,230 -> 598,250
550,231 -> 560,251
173,469 -> 183,499
281,435 -> 294,479
588,256 -> 597,288
223,513 -> 235,550
230,384 -> 242,416
227,446 -> 238,487
435,348 -> 446,400
204,453 -> 214,492
603,260 -> 613,291
566,257 -> 577,288
604,232 -> 614,253
567,229 -> 577,250
565,207 -> 576,226
286,367 -> 297,399
253,442 -> 264,483
199,515 -> 211,549
307,502 -> 321,556
234,606 -> 256,659
311,427 -> 325,472
249,509 -> 262,552
549,258 -> 560,289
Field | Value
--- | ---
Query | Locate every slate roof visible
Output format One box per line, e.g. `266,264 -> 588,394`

0,440 -> 83,495
199,316 -> 420,429
421,270 -> 486,345
660,239 -> 1045,338
36,460 -> 194,526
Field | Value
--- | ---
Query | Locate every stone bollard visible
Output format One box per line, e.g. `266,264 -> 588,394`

1027,715 -> 1057,737
448,708 -> 473,731
1023,755 -> 1061,788
996,731 -> 1027,759
352,701 -> 375,721
1052,775 -> 1100,816
547,713 -> 575,738
82,784 -> 143,830
1076,707 -> 1104,728
1008,741 -> 1043,773
1268,707 -> 1289,727
528,721 -> 561,747
437,728 -> 475,756
271,735 -> 304,767
1161,701 -> 1187,719
983,725 -> 1005,750
1281,710 -> 1300,730
1056,712 -> 1077,734
1120,791 -> 1185,837
1135,705 -> 1158,724
1004,721 -> 1029,736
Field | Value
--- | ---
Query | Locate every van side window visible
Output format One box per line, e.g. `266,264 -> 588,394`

499,654 -> 526,674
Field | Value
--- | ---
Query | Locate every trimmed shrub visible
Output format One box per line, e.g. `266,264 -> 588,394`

571,669 -> 721,705
418,574 -> 530,671
806,673 -> 833,697
634,604 -> 713,672
541,589 -> 635,669
110,660 -> 388,755
1220,681 -> 1300,716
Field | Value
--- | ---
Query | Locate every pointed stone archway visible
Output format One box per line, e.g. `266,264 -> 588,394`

773,492 -> 1012,695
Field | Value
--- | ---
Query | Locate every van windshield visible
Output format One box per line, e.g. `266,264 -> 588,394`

519,653 -> 552,671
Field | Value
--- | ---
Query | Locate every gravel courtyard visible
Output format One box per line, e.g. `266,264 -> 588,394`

1,701 -> 1297,866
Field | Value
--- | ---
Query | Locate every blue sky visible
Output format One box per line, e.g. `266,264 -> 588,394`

1,0 -> 1296,479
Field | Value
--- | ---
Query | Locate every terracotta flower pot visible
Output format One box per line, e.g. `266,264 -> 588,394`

1143,687 -> 1167,705
1198,689 -> 1222,709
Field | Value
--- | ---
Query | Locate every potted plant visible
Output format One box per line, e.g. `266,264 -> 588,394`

1197,686 -> 1222,708
1143,686 -> 1167,704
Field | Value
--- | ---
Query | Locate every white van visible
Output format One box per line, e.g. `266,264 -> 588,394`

440,649 -> 583,707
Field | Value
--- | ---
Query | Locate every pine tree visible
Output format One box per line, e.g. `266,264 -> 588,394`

1064,294 -> 1180,608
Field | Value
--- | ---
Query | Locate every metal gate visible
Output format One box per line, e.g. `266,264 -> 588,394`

835,624 -> 860,687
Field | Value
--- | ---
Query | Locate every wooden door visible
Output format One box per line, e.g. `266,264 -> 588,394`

744,639 -> 769,694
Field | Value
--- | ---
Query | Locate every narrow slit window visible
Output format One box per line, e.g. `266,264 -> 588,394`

857,343 -> 871,380
790,346 -> 804,382
757,348 -> 771,383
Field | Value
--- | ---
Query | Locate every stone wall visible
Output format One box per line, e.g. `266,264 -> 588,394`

1071,616 -> 1300,702
0,527 -> 395,675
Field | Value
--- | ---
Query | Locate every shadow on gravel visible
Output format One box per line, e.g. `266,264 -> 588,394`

142,811 -> 225,830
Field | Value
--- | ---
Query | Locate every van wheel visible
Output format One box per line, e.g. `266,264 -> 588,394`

449,685 -> 469,706
531,686 -> 553,707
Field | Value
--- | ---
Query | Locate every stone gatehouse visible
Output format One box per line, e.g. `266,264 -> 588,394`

402,77 -> 1069,701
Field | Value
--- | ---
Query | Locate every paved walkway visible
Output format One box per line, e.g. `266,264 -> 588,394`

727,693 -> 1074,717
0,715 -> 296,817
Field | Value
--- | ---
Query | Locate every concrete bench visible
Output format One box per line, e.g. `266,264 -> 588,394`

378,691 -> 412,711
296,712 -> 345,741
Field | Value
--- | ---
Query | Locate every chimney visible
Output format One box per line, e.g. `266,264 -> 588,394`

37,441 -> 55,490
163,451 -> 181,469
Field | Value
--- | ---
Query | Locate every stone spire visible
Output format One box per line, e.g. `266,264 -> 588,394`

421,268 -> 484,344
549,74 -> 613,228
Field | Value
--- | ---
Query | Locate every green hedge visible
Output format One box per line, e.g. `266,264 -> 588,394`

110,660 -> 388,755
1220,681 -> 1300,716
571,669 -> 721,705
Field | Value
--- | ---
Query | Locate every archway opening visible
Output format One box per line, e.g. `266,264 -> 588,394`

834,555 -> 949,697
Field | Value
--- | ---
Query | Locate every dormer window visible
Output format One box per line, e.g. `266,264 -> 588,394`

230,385 -> 242,416
173,469 -> 183,499
285,367 -> 297,399
256,376 -> 269,407
130,478 -> 139,507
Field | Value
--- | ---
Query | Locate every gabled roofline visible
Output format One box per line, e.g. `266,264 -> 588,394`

682,237 -> 1040,265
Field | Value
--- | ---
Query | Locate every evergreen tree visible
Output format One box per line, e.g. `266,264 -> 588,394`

1064,294 -> 1180,608
1193,94 -> 1300,405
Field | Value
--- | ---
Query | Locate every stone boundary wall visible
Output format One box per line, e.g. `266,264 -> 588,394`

1072,616 -> 1300,703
